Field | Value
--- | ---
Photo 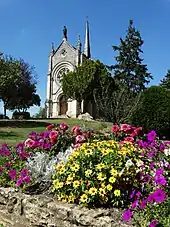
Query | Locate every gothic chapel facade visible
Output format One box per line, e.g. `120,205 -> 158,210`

45,21 -> 93,118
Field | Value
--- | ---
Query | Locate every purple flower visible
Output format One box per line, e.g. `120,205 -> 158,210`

2,149 -> 10,156
154,175 -> 166,186
0,167 -> 3,175
21,168 -> 28,177
131,200 -> 139,209
16,177 -> 23,187
149,220 -> 158,227
148,193 -> 154,203
139,199 -> 147,209
147,130 -> 157,142
159,144 -> 165,151
23,176 -> 31,183
143,174 -> 152,183
152,188 -> 166,203
9,169 -> 17,179
156,168 -> 164,175
123,209 -> 133,221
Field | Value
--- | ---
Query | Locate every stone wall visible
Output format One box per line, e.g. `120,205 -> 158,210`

0,187 -> 132,227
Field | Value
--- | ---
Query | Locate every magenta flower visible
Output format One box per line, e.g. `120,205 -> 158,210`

21,168 -> 28,177
9,169 -> 17,179
16,177 -> 23,187
123,209 -> 133,221
72,126 -> 83,135
131,200 -> 139,209
147,130 -> 156,142
152,188 -> 166,203
147,193 -> 154,203
156,168 -> 164,175
149,220 -> 158,227
23,176 -> 31,183
154,175 -> 166,186
139,199 -> 147,209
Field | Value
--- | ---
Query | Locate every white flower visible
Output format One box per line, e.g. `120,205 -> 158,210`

125,159 -> 134,168
164,148 -> 170,156
136,159 -> 144,167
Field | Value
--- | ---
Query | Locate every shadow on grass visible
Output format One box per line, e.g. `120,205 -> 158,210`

0,120 -> 50,128
0,131 -> 19,139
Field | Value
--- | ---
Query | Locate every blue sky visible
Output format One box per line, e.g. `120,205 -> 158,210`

0,0 -> 170,117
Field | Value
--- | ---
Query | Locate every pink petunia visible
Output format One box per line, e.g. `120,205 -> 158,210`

111,125 -> 120,134
49,131 -> 59,139
24,138 -> 36,148
59,123 -> 69,131
72,126 -> 82,135
75,135 -> 86,144
120,124 -> 132,133
124,137 -> 134,143
46,124 -> 55,131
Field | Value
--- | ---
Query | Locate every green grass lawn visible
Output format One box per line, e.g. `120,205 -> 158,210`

0,119 -> 112,145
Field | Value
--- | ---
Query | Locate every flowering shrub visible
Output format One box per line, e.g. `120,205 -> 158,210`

111,124 -> 170,227
0,143 -> 32,188
24,123 -> 96,156
52,139 -> 144,207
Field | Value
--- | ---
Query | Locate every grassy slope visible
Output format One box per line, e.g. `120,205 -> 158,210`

0,119 -> 112,145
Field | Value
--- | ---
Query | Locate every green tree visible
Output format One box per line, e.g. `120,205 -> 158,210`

33,107 -> 46,118
131,86 -> 170,139
62,59 -> 111,115
160,69 -> 170,89
112,20 -> 152,93
0,56 -> 40,116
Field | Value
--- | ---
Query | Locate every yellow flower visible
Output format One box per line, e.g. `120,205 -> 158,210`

114,189 -> 121,197
97,173 -> 106,181
58,182 -> 64,188
101,183 -> 106,189
58,167 -> 66,175
106,184 -> 113,191
89,187 -> 97,196
68,194 -> 76,203
85,169 -> 92,177
109,176 -> 116,184
99,188 -> 106,196
80,194 -> 88,203
100,148 -> 110,156
56,163 -> 63,171
96,163 -> 105,170
70,163 -> 80,172
73,180 -> 80,189
110,168 -> 118,176
84,149 -> 93,156
71,151 -> 79,158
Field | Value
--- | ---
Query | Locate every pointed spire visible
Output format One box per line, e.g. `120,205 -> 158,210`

51,42 -> 55,54
84,18 -> 91,58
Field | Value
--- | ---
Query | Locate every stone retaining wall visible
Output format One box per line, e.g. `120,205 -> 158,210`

0,187 -> 132,227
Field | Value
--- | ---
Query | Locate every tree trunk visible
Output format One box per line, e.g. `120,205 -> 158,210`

77,99 -> 82,117
3,103 -> 6,118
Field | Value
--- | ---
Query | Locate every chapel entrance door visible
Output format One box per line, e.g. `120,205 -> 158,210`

59,95 -> 68,115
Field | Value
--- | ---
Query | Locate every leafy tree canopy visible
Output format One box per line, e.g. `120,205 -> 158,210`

0,55 -> 40,116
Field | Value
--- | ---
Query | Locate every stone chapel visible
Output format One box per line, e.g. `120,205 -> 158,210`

45,21 -> 94,118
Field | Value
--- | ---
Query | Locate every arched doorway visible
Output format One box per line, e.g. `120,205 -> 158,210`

59,95 -> 68,115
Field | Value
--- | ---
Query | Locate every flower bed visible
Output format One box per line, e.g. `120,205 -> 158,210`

0,122 -> 169,226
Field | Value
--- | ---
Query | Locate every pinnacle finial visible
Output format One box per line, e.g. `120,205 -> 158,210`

77,34 -> 82,51
63,26 -> 67,40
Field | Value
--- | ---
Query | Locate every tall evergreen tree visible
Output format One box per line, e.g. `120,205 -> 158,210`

160,70 -> 170,89
112,20 -> 152,93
